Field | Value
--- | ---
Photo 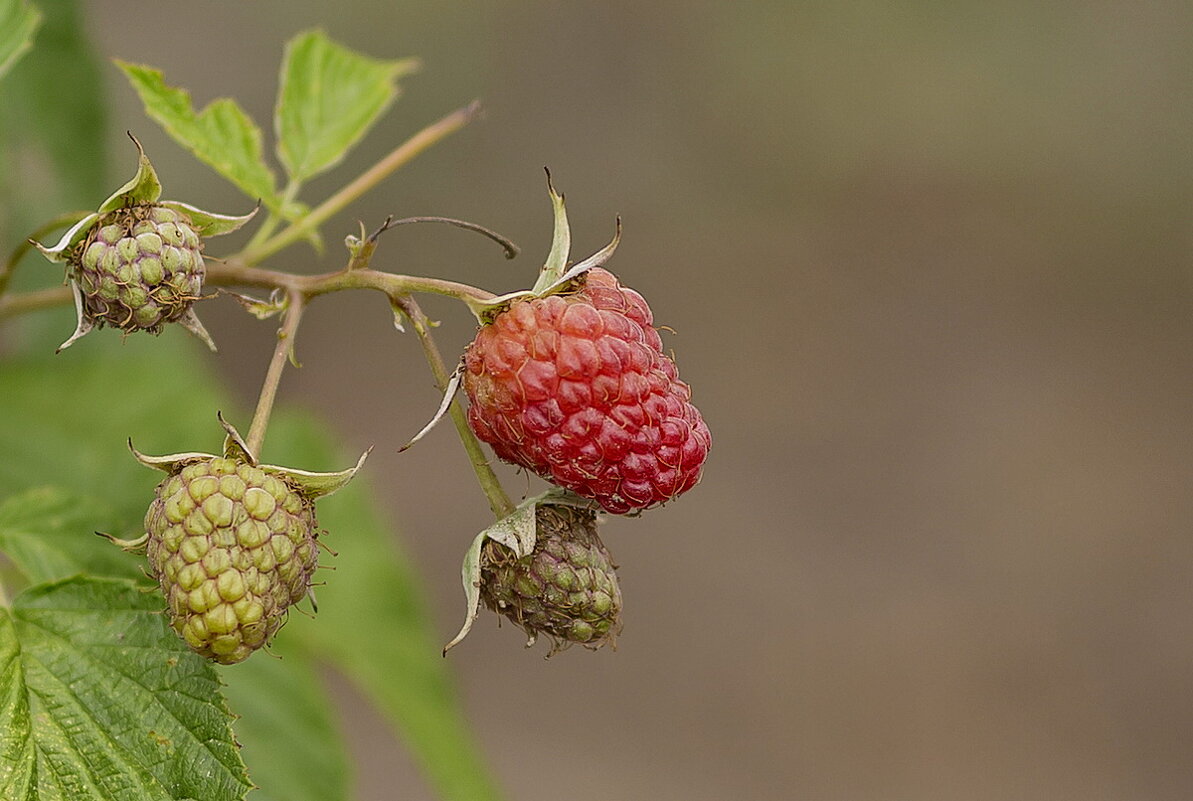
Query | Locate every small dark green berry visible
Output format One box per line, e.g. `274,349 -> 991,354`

481,504 -> 622,652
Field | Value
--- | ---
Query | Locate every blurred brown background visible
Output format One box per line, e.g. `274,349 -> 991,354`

90,2 -> 1193,799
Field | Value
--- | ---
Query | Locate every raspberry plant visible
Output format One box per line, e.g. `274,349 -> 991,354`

0,4 -> 708,800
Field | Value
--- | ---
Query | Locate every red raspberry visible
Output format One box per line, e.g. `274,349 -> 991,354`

464,268 -> 710,514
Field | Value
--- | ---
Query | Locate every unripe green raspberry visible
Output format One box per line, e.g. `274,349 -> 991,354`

144,457 -> 320,665
33,136 -> 255,352
73,204 -> 205,334
481,504 -> 622,651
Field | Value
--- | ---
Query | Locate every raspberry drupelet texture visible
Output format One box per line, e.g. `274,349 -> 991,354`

73,204 -> 205,333
464,267 -> 710,514
34,138 -> 256,352
144,457 -> 320,665
481,503 -> 622,650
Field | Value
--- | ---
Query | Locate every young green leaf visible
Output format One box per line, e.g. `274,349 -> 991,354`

275,30 -> 419,183
0,0 -> 41,81
0,487 -> 142,587
116,61 -> 285,215
221,640 -> 351,801
0,577 -> 252,801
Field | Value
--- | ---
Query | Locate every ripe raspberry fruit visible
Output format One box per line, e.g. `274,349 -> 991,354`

130,417 -> 366,664
481,503 -> 622,652
464,266 -> 711,514
35,135 -> 255,351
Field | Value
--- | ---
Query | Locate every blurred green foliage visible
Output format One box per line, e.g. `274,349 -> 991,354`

0,4 -> 501,799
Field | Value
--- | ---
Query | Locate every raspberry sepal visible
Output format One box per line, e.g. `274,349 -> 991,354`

131,413 -> 368,496
463,173 -> 621,324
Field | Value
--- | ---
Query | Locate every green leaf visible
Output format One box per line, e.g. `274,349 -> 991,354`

0,487 -> 142,587
116,61 -> 284,214
0,0 -> 41,81
221,641 -> 350,801
0,335 -> 503,800
0,576 -> 252,801
275,30 -> 419,183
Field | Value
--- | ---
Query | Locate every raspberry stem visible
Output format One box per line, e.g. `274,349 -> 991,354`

0,265 -> 500,321
395,295 -> 516,520
0,261 -> 503,322
245,288 -> 306,457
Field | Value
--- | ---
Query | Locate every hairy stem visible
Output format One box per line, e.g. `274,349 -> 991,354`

0,264 -> 498,320
245,289 -> 306,458
239,102 -> 482,265
396,296 -> 515,519
207,260 -> 498,304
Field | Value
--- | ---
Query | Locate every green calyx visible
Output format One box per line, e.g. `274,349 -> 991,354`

34,134 -> 257,352
130,412 -> 369,499
464,170 -> 621,324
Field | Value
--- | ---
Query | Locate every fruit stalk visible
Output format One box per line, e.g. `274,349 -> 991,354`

396,295 -> 515,519
246,288 -> 305,457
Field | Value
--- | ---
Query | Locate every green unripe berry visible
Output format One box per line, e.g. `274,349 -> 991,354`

69,203 -> 206,335
145,457 -> 321,665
